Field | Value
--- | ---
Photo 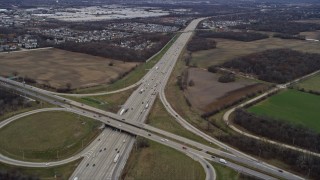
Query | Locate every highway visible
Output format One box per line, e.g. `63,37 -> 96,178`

0,66 -> 304,180
6,32 -> 179,98
1,18 -> 218,180
69,17 -> 216,180
0,17 -> 307,180
0,83 -> 219,179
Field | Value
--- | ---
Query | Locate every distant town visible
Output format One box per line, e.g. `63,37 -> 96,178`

0,6 -> 194,52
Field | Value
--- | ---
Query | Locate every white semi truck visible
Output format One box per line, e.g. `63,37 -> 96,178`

114,153 -> 120,163
119,108 -> 128,115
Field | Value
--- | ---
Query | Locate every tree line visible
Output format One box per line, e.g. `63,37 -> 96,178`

196,31 -> 269,42
220,134 -> 320,180
0,169 -> 38,180
56,33 -> 172,62
235,21 -> 320,35
294,86 -> 320,96
273,33 -> 306,40
186,36 -> 216,52
0,88 -> 32,117
221,49 -> 320,84
233,108 -> 320,153
200,85 -> 269,119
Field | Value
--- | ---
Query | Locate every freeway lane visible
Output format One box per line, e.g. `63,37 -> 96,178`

0,49 -> 303,180
0,84 -> 219,179
70,17 -> 215,180
103,17 -> 211,180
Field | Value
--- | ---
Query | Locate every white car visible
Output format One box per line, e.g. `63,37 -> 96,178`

219,158 -> 227,164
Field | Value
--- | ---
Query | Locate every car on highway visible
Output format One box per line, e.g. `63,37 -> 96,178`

182,146 -> 187,150
219,158 -> 227,164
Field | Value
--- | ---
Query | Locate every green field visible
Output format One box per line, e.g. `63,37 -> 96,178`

296,73 -> 320,92
212,163 -> 257,180
0,159 -> 81,180
122,138 -> 205,180
248,89 -> 320,132
0,111 -> 101,162
0,101 -> 53,123
73,34 -> 180,94
165,48 -> 231,141
67,88 -> 135,113
212,163 -> 240,180
147,98 -> 218,148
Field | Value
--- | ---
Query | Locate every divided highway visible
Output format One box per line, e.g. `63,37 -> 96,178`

0,61 -> 303,180
69,17 -> 217,180
0,17 -> 307,180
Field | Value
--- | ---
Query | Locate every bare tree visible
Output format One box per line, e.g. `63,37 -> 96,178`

66,83 -> 72,90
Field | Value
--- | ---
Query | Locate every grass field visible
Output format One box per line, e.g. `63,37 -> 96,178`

0,101 -> 53,123
147,98 -> 218,148
296,73 -> 320,92
300,31 -> 320,40
212,163 -> 240,180
165,49 -> 226,140
67,87 -> 135,113
73,34 -> 180,94
0,159 -> 81,180
0,48 -> 138,89
165,49 -> 265,139
211,162 -> 258,180
191,37 -> 320,68
0,111 -> 101,162
248,89 -> 320,133
121,138 -> 205,180
185,68 -> 269,113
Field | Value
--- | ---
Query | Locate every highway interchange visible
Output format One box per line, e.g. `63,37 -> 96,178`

0,18 -> 307,180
